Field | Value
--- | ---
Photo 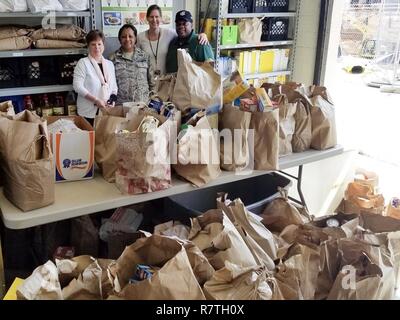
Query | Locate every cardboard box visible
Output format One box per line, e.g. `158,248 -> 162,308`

47,116 -> 94,182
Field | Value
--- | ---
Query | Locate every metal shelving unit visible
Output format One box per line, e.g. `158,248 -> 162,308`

221,11 -> 296,19
220,40 -> 294,50
0,85 -> 74,98
0,48 -> 87,58
199,0 -> 299,82
0,11 -> 91,18
0,3 -> 94,100
243,70 -> 291,80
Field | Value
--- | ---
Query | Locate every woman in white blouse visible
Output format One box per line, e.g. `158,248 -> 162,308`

137,4 -> 208,77
73,30 -> 118,126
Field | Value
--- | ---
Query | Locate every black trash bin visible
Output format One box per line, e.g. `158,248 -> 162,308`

163,172 -> 291,224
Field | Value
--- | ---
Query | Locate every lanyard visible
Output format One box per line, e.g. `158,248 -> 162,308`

148,30 -> 161,66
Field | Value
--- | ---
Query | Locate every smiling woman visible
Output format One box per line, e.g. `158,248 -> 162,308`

109,24 -> 155,104
137,4 -> 209,77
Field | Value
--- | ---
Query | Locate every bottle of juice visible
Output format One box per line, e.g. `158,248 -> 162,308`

65,91 -> 77,116
41,94 -> 53,118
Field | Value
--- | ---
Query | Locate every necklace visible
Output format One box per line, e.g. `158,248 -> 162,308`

148,29 -> 161,76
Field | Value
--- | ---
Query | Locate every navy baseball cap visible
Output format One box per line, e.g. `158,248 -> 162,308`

175,10 -> 193,23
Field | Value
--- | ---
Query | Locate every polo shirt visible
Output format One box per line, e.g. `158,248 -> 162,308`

166,30 -> 215,74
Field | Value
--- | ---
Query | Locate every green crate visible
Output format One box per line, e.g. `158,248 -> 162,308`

221,25 -> 238,45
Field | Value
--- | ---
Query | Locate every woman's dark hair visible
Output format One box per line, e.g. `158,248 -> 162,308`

118,24 -> 138,43
146,4 -> 162,18
86,29 -> 105,44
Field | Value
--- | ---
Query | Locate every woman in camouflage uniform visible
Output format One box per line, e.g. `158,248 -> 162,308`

110,24 -> 155,104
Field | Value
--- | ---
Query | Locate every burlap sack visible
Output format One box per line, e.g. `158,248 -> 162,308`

0,26 -> 33,40
189,209 -> 259,271
249,108 -> 279,171
155,74 -> 176,102
30,24 -> 86,41
309,86 -> 337,150
0,110 -> 54,211
172,49 -> 221,111
0,101 -> 15,116
108,235 -> 206,300
217,195 -> 278,265
94,106 -> 129,183
203,262 -> 273,300
261,189 -> 310,234
173,116 -> 221,187
0,36 -> 32,51
219,104 -> 252,172
275,95 -> 296,157
238,17 -> 262,44
34,39 -> 86,49
115,112 -> 172,195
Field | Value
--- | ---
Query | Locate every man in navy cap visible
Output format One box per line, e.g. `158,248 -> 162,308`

166,10 -> 214,73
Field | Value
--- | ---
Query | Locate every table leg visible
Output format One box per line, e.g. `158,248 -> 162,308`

279,165 -> 308,210
0,234 -> 5,299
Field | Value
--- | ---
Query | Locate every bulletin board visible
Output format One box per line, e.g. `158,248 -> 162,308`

101,0 -> 174,37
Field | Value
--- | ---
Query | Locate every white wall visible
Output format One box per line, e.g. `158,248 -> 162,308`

286,150 -> 358,216
292,0 -> 321,84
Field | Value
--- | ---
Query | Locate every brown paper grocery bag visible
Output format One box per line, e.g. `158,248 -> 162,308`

115,112 -> 172,194
34,39 -> 86,49
173,116 -> 221,187
386,198 -> 400,220
0,35 -> 32,51
172,49 -> 221,111
189,209 -> 259,271
0,100 -> 15,116
279,243 -> 321,300
0,26 -> 34,40
94,106 -> 129,183
109,235 -> 205,300
261,83 -> 312,153
30,25 -> 86,41
0,110 -> 54,211
250,108 -> 279,171
343,182 -> 385,215
217,195 -> 278,265
219,105 -> 252,172
183,242 -> 215,286
309,87 -> 337,150
238,17 -> 262,44
155,74 -> 176,102
261,189 -> 310,233
276,95 -> 296,157
292,100 -> 312,153
203,262 -> 273,300
326,238 -> 397,300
